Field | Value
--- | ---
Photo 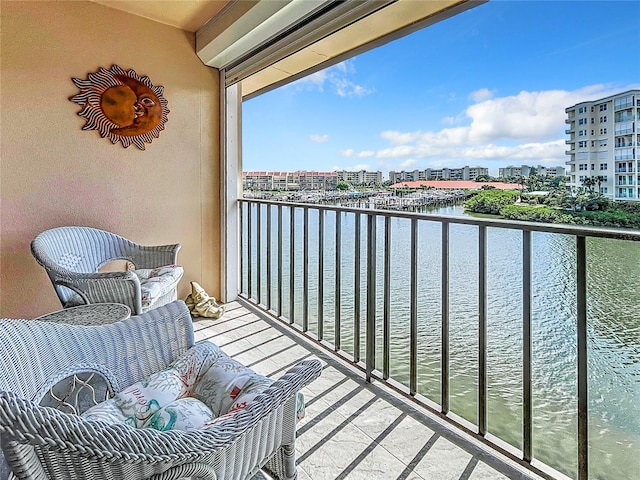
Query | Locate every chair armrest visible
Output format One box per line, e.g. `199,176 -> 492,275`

128,244 -> 182,269
0,359 -> 321,460
56,271 -> 142,313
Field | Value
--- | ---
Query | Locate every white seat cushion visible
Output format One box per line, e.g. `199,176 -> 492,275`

134,265 -> 184,309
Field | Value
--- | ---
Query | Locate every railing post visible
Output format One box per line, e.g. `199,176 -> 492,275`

277,204 -> 283,318
354,213 -> 361,363
478,225 -> 488,436
303,206 -> 309,332
410,218 -> 418,395
577,235 -> 588,480
239,201 -> 245,295
383,215 -> 391,380
523,230 -> 533,463
441,221 -> 450,414
289,206 -> 295,324
366,213 -> 377,382
247,202 -> 253,299
266,205 -> 272,310
318,210 -> 325,339
256,204 -> 262,305
335,210 -> 342,351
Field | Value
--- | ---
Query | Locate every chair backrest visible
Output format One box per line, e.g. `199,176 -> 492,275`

31,226 -> 137,274
31,226 -> 138,303
0,300 -> 195,401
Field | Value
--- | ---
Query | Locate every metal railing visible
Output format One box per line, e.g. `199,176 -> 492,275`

238,198 -> 640,480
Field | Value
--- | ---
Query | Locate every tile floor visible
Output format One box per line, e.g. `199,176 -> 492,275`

193,301 -> 545,480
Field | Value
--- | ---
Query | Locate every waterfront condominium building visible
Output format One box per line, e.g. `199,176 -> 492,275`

389,166 -> 488,183
565,89 -> 639,201
242,171 -> 338,191
335,169 -> 382,185
498,165 -> 567,179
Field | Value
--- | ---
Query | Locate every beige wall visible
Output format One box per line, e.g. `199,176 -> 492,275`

0,1 -> 221,318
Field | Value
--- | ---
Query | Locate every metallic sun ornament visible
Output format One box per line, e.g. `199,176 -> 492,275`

70,65 -> 169,150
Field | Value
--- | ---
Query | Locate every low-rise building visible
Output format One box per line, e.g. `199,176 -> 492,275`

243,171 -> 338,191
389,166 -> 488,183
498,165 -> 567,179
335,170 -> 382,185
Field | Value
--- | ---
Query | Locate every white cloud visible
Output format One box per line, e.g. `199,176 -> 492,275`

340,84 -> 639,170
340,149 -> 375,158
291,60 -> 374,97
469,88 -> 495,102
332,163 -> 371,171
310,134 -> 329,143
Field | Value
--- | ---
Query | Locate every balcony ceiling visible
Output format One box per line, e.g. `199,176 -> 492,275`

90,1 -> 482,99
90,0 -> 232,33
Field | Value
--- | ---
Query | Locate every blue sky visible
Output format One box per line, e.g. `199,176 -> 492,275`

242,1 -> 640,178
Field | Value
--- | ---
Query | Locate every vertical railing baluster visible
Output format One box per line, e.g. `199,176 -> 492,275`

441,221 -> 450,413
478,225 -> 488,436
239,201 -> 245,295
354,213 -> 361,363
318,210 -> 325,339
335,211 -> 342,351
248,202 -> 253,300
410,218 -> 418,395
303,207 -> 309,332
277,204 -> 283,318
266,204 -> 272,310
383,215 -> 391,380
366,213 -> 377,382
577,235 -> 588,480
256,204 -> 262,305
523,230 -> 533,463
289,206 -> 295,324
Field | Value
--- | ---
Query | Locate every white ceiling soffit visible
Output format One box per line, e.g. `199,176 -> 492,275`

196,0 -> 334,70
237,0 -> 485,100
195,0 -> 483,99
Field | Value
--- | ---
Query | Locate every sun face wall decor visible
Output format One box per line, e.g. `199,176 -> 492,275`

70,65 -> 169,150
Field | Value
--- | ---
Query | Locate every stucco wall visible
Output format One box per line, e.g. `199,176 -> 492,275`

0,1 -> 221,317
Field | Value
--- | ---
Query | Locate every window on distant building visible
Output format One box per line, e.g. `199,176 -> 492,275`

599,139 -> 607,147
600,128 -> 607,135
579,129 -> 587,136
600,163 -> 608,170
600,115 -> 607,123
591,118 -> 595,124
579,118 -> 587,125
601,186 -> 608,194
591,164 -> 595,170
599,104 -> 607,111
578,141 -> 587,148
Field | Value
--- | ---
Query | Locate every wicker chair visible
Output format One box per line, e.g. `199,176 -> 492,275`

31,226 -> 183,315
0,300 -> 322,480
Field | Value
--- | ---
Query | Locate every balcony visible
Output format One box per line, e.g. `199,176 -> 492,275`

196,302 -> 543,480
238,199 -> 640,480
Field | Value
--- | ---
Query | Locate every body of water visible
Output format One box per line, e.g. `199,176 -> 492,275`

243,203 -> 640,479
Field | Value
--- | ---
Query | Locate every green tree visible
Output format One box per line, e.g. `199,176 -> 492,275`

336,180 -> 350,191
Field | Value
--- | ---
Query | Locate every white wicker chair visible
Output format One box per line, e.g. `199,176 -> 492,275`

0,300 -> 322,480
31,226 -> 183,315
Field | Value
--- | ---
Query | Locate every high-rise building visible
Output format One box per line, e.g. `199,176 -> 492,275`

565,90 -> 639,200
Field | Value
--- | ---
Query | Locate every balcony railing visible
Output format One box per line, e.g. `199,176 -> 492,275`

238,198 -> 640,480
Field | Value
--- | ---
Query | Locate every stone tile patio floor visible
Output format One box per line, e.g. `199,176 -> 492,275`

193,301 -> 544,480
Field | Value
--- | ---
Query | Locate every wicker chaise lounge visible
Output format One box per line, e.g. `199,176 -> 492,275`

0,300 -> 321,480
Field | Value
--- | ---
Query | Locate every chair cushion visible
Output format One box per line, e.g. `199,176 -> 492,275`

134,265 -> 184,309
81,342 -> 272,432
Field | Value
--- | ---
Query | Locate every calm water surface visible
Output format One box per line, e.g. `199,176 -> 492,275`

243,204 -> 640,479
